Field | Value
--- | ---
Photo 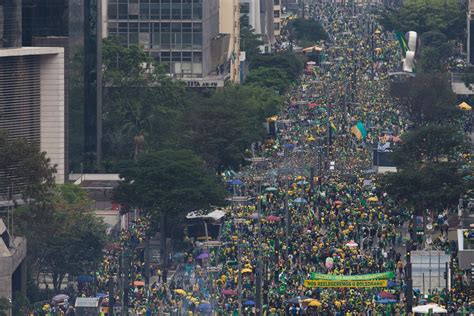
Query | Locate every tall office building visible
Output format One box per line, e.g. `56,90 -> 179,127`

0,0 -> 66,195
219,0 -> 240,83
107,0 -> 230,88
240,0 -> 275,51
273,0 -> 281,37
22,0 -> 103,172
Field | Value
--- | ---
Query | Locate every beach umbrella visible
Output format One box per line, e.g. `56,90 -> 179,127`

368,196 -> 378,202
133,280 -> 145,286
222,289 -> 238,296
377,299 -> 397,304
412,303 -> 447,314
287,296 -> 309,304
293,197 -> 307,204
227,179 -> 244,186
308,300 -> 322,307
379,291 -> 396,299
52,294 -> 69,304
77,275 -> 94,283
243,300 -> 256,306
458,101 -> 472,111
266,215 -> 281,222
198,303 -> 211,312
265,187 -> 278,192
196,252 -> 209,260
345,240 -> 358,247
174,289 -> 187,295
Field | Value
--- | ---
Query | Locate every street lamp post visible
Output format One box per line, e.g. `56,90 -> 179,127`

405,240 -> 413,315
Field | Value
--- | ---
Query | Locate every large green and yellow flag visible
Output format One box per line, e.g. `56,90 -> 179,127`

351,121 -> 367,140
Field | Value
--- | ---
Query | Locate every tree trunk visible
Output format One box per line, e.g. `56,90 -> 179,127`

160,211 -> 167,268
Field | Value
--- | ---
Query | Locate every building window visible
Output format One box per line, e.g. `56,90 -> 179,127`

273,22 -> 280,30
182,0 -> 192,19
182,22 -> 192,49
150,0 -> 160,18
274,10 -> 280,18
139,0 -> 150,19
161,0 -> 171,19
192,0 -> 202,19
240,3 -> 250,14
241,14 -> 249,27
118,3 -> 128,19
129,3 -> 139,19
171,0 -> 181,19
274,0 -> 280,5
108,4 -> 118,19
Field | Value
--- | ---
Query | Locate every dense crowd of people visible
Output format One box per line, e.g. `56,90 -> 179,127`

31,2 -> 472,315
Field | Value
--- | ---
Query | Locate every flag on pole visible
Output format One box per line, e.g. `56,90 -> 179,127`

351,121 -> 367,140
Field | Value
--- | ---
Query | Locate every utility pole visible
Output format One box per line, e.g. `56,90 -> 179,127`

256,179 -> 263,315
405,240 -> 413,315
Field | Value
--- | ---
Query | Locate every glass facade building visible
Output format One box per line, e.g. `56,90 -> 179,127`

0,0 -> 22,48
107,0 -> 220,78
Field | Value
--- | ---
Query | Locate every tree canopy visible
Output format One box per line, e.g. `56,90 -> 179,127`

181,85 -> 282,171
0,130 -> 56,200
288,18 -> 329,45
379,0 -> 465,41
113,149 -> 226,220
15,184 -> 107,292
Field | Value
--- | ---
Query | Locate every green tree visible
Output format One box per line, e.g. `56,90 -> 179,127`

15,184 -> 107,292
381,162 -> 465,215
0,298 -> 11,316
181,85 -> 282,171
392,125 -> 464,167
113,150 -> 226,260
102,39 -> 186,162
379,0 -> 465,41
389,73 -> 458,126
417,31 -> 452,73
0,130 -> 56,200
245,67 -> 291,94
240,25 -> 264,63
288,18 -> 328,44
249,52 -> 304,81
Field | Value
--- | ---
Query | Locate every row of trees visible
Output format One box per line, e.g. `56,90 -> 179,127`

379,0 -> 471,226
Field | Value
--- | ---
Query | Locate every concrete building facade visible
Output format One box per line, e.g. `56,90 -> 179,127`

107,0 -> 229,87
273,0 -> 281,36
219,0 -> 240,83
240,0 -> 275,51
0,219 -> 26,315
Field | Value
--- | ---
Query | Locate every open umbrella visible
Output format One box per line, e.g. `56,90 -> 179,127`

368,196 -> 378,202
198,303 -> 211,312
266,215 -> 281,222
227,179 -> 244,186
174,289 -> 187,295
265,187 -> 278,192
287,296 -> 309,304
77,275 -> 94,283
241,268 -> 253,273
377,299 -> 397,304
196,252 -> 209,260
243,300 -> 256,306
52,294 -> 69,304
222,289 -> 238,296
412,303 -> 447,314
345,240 -> 358,247
308,300 -> 322,307
379,291 -> 396,299
248,213 -> 259,219
95,293 -> 108,299
293,197 -> 307,204
133,280 -> 145,286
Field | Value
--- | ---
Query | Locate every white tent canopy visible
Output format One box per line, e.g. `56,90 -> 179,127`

412,303 -> 447,314
186,209 -> 226,221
